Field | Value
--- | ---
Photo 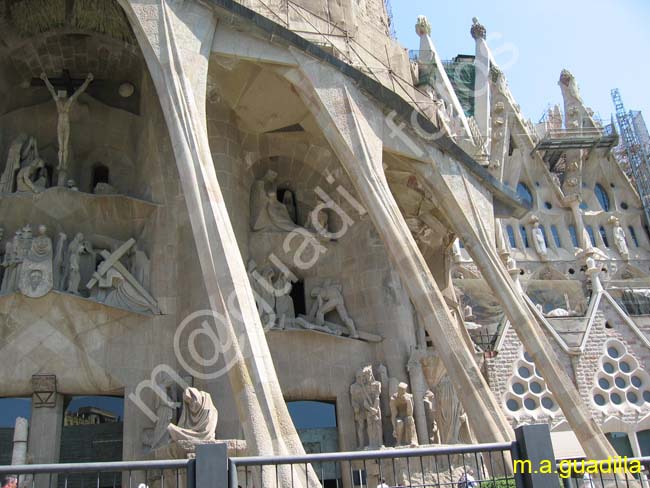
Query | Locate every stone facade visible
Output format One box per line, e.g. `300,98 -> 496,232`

0,0 -> 647,479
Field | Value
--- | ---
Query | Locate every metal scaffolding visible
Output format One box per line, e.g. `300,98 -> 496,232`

612,88 -> 650,225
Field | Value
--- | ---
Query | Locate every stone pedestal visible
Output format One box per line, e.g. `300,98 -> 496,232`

151,439 -> 248,488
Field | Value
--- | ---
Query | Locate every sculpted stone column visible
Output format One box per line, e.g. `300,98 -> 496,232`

286,63 -> 513,445
117,0 -> 312,471
28,375 -> 63,488
11,417 -> 28,465
407,350 -> 430,445
414,158 -> 617,460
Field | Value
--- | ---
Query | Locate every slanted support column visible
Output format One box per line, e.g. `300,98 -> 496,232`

414,158 -> 617,460
118,0 -> 312,473
286,65 -> 513,445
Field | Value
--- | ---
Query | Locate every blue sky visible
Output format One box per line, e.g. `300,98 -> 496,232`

391,0 -> 650,124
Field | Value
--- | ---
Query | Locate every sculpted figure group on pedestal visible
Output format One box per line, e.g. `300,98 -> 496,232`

0,226 -> 158,313
350,365 -> 419,449
247,259 -> 366,340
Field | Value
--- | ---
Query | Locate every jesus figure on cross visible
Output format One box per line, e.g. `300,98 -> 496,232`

40,72 -> 94,185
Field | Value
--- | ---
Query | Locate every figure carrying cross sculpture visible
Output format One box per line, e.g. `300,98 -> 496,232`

40,71 -> 94,186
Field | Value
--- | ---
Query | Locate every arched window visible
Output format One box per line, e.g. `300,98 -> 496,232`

586,226 -> 597,246
595,183 -> 610,212
568,225 -> 579,247
579,201 -> 589,210
516,182 -> 533,208
520,225 -> 529,248
599,226 -> 610,247
506,225 -> 517,248
628,226 -> 639,247
550,225 -> 562,248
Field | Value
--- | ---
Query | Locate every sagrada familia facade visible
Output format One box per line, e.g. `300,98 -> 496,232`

0,0 -> 649,478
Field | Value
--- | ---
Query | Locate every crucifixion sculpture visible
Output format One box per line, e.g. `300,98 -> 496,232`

40,71 -> 94,185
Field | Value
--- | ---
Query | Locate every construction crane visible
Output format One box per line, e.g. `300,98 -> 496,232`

612,88 -> 650,225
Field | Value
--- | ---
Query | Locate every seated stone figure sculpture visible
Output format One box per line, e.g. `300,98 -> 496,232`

250,170 -> 300,232
167,387 -> 219,443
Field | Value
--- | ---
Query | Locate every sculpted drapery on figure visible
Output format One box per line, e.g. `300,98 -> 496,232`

423,357 -> 473,445
65,233 -> 87,295
1,134 -> 40,193
16,157 -> 47,193
610,217 -> 629,259
350,365 -> 383,449
167,387 -> 218,443
41,72 -> 94,185
530,216 -> 548,260
143,373 -> 182,450
250,170 -> 301,232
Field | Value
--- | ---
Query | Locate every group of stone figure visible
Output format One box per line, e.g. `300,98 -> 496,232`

247,259 -> 359,338
528,214 -> 630,260
0,73 -> 94,193
351,365 -> 418,448
0,225 -> 158,313
350,364 -> 471,450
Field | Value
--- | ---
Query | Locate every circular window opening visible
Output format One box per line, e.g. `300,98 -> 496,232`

512,383 -> 525,395
523,351 -> 533,363
506,399 -> 520,411
545,202 -> 552,209
621,202 -> 629,210
631,376 -> 642,388
541,397 -> 554,409
603,362 -> 615,374
611,393 -> 622,405
610,183 -> 616,188
569,268 -> 575,275
615,377 -> 626,389
620,362 -> 631,373
607,346 -> 620,359
530,382 -> 542,394
518,367 -> 531,379
594,394 -> 606,406
524,398 -> 537,410
598,378 -> 611,389
519,269 -> 525,275
627,392 -> 638,403
605,321 -> 613,329
643,391 -> 650,403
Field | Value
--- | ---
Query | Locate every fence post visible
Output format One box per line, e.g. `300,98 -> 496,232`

514,424 -> 557,488
195,442 -> 228,488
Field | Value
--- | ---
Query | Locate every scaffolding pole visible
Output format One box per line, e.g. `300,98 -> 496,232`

612,88 -> 650,226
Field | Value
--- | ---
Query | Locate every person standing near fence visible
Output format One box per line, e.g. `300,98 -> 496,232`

1,476 -> 17,488
457,469 -> 478,488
